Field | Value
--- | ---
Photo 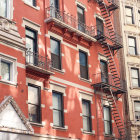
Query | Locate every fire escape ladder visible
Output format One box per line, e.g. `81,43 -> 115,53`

96,0 -> 119,49
106,89 -> 126,139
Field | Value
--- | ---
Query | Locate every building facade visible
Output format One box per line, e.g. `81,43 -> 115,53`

119,0 -> 140,139
0,0 -> 126,140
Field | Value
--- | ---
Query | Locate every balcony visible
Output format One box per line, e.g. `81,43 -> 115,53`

94,25 -> 123,50
26,50 -> 53,76
92,72 -> 125,94
45,6 -> 96,42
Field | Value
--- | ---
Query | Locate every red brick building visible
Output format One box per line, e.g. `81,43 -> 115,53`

0,0 -> 126,139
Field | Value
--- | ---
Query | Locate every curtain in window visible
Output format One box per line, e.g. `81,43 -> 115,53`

131,69 -> 139,87
128,37 -> 136,55
1,61 -> 10,81
0,0 -> 7,17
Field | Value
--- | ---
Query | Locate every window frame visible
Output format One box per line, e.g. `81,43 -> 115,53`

25,27 -> 38,53
0,56 -> 16,84
125,6 -> 134,24
0,0 -> 11,19
131,68 -> 140,87
96,17 -> 104,35
82,99 -> 92,132
50,37 -> 62,70
128,36 -> 137,55
134,101 -> 140,122
103,105 -> 112,135
28,83 -> 41,124
52,90 -> 64,127
79,50 -> 89,80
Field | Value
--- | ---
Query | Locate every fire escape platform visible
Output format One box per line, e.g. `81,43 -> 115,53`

92,82 -> 126,94
26,64 -> 54,76
45,17 -> 96,42
94,34 -> 123,50
107,3 -> 119,12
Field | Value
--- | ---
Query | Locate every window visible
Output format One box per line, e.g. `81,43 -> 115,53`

50,0 -> 59,9
0,0 -> 11,18
0,58 -> 15,83
77,5 -> 85,32
52,91 -> 64,127
125,7 -> 134,24
25,28 -> 37,65
25,0 -> 36,7
96,18 -> 104,35
79,50 -> 88,79
138,10 -> 140,25
82,99 -> 92,132
51,38 -> 61,70
134,101 -> 140,122
131,68 -> 139,87
103,106 -> 112,135
28,84 -> 41,123
100,60 -> 108,83
128,37 -> 137,55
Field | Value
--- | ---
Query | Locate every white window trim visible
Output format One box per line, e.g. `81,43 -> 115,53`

125,33 -> 139,57
128,64 -> 140,89
75,0 -> 87,11
22,17 -> 41,35
22,0 -> 40,10
0,53 -> 17,85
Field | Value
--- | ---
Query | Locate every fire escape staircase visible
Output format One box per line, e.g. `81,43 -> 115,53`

94,0 -> 126,139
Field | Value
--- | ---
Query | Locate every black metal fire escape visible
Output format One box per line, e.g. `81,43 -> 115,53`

93,0 -> 126,139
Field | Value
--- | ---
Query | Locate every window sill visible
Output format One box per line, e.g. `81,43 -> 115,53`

52,125 -> 68,130
130,87 -> 140,90
125,23 -> 136,27
0,80 -> 17,86
82,130 -> 95,135
23,1 -> 40,11
79,77 -> 92,83
51,67 -> 65,74
127,54 -> 140,58
104,134 -> 114,137
30,122 -> 44,127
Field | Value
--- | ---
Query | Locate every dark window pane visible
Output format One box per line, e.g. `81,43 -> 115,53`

28,104 -> 40,123
82,100 -> 91,132
1,61 -> 10,81
79,51 -> 88,79
52,92 -> 63,127
77,6 -> 85,32
51,38 -> 61,69
96,18 -> 104,35
103,106 -> 112,135
100,60 -> 108,83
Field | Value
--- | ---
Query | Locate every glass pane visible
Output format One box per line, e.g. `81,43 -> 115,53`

134,102 -> 140,111
129,47 -> 136,55
26,29 -> 35,38
126,8 -> 132,16
1,61 -> 10,81
28,104 -> 40,123
79,51 -> 87,66
53,92 -> 62,110
104,121 -> 111,135
132,79 -> 139,87
126,17 -> 133,24
104,107 -> 110,121
83,117 -> 90,132
82,100 -> 90,116
135,112 -> 140,121
28,86 -> 39,104
53,110 -> 62,126
0,0 -> 7,17
26,37 -> 34,51
129,37 -> 135,47
51,39 -> 60,55
131,69 -> 138,78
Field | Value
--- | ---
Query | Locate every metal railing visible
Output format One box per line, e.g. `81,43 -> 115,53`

93,72 -> 117,87
45,6 -> 95,37
26,50 -> 52,71
94,24 -> 123,46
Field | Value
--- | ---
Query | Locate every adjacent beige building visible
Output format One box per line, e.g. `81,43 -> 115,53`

119,0 -> 140,139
